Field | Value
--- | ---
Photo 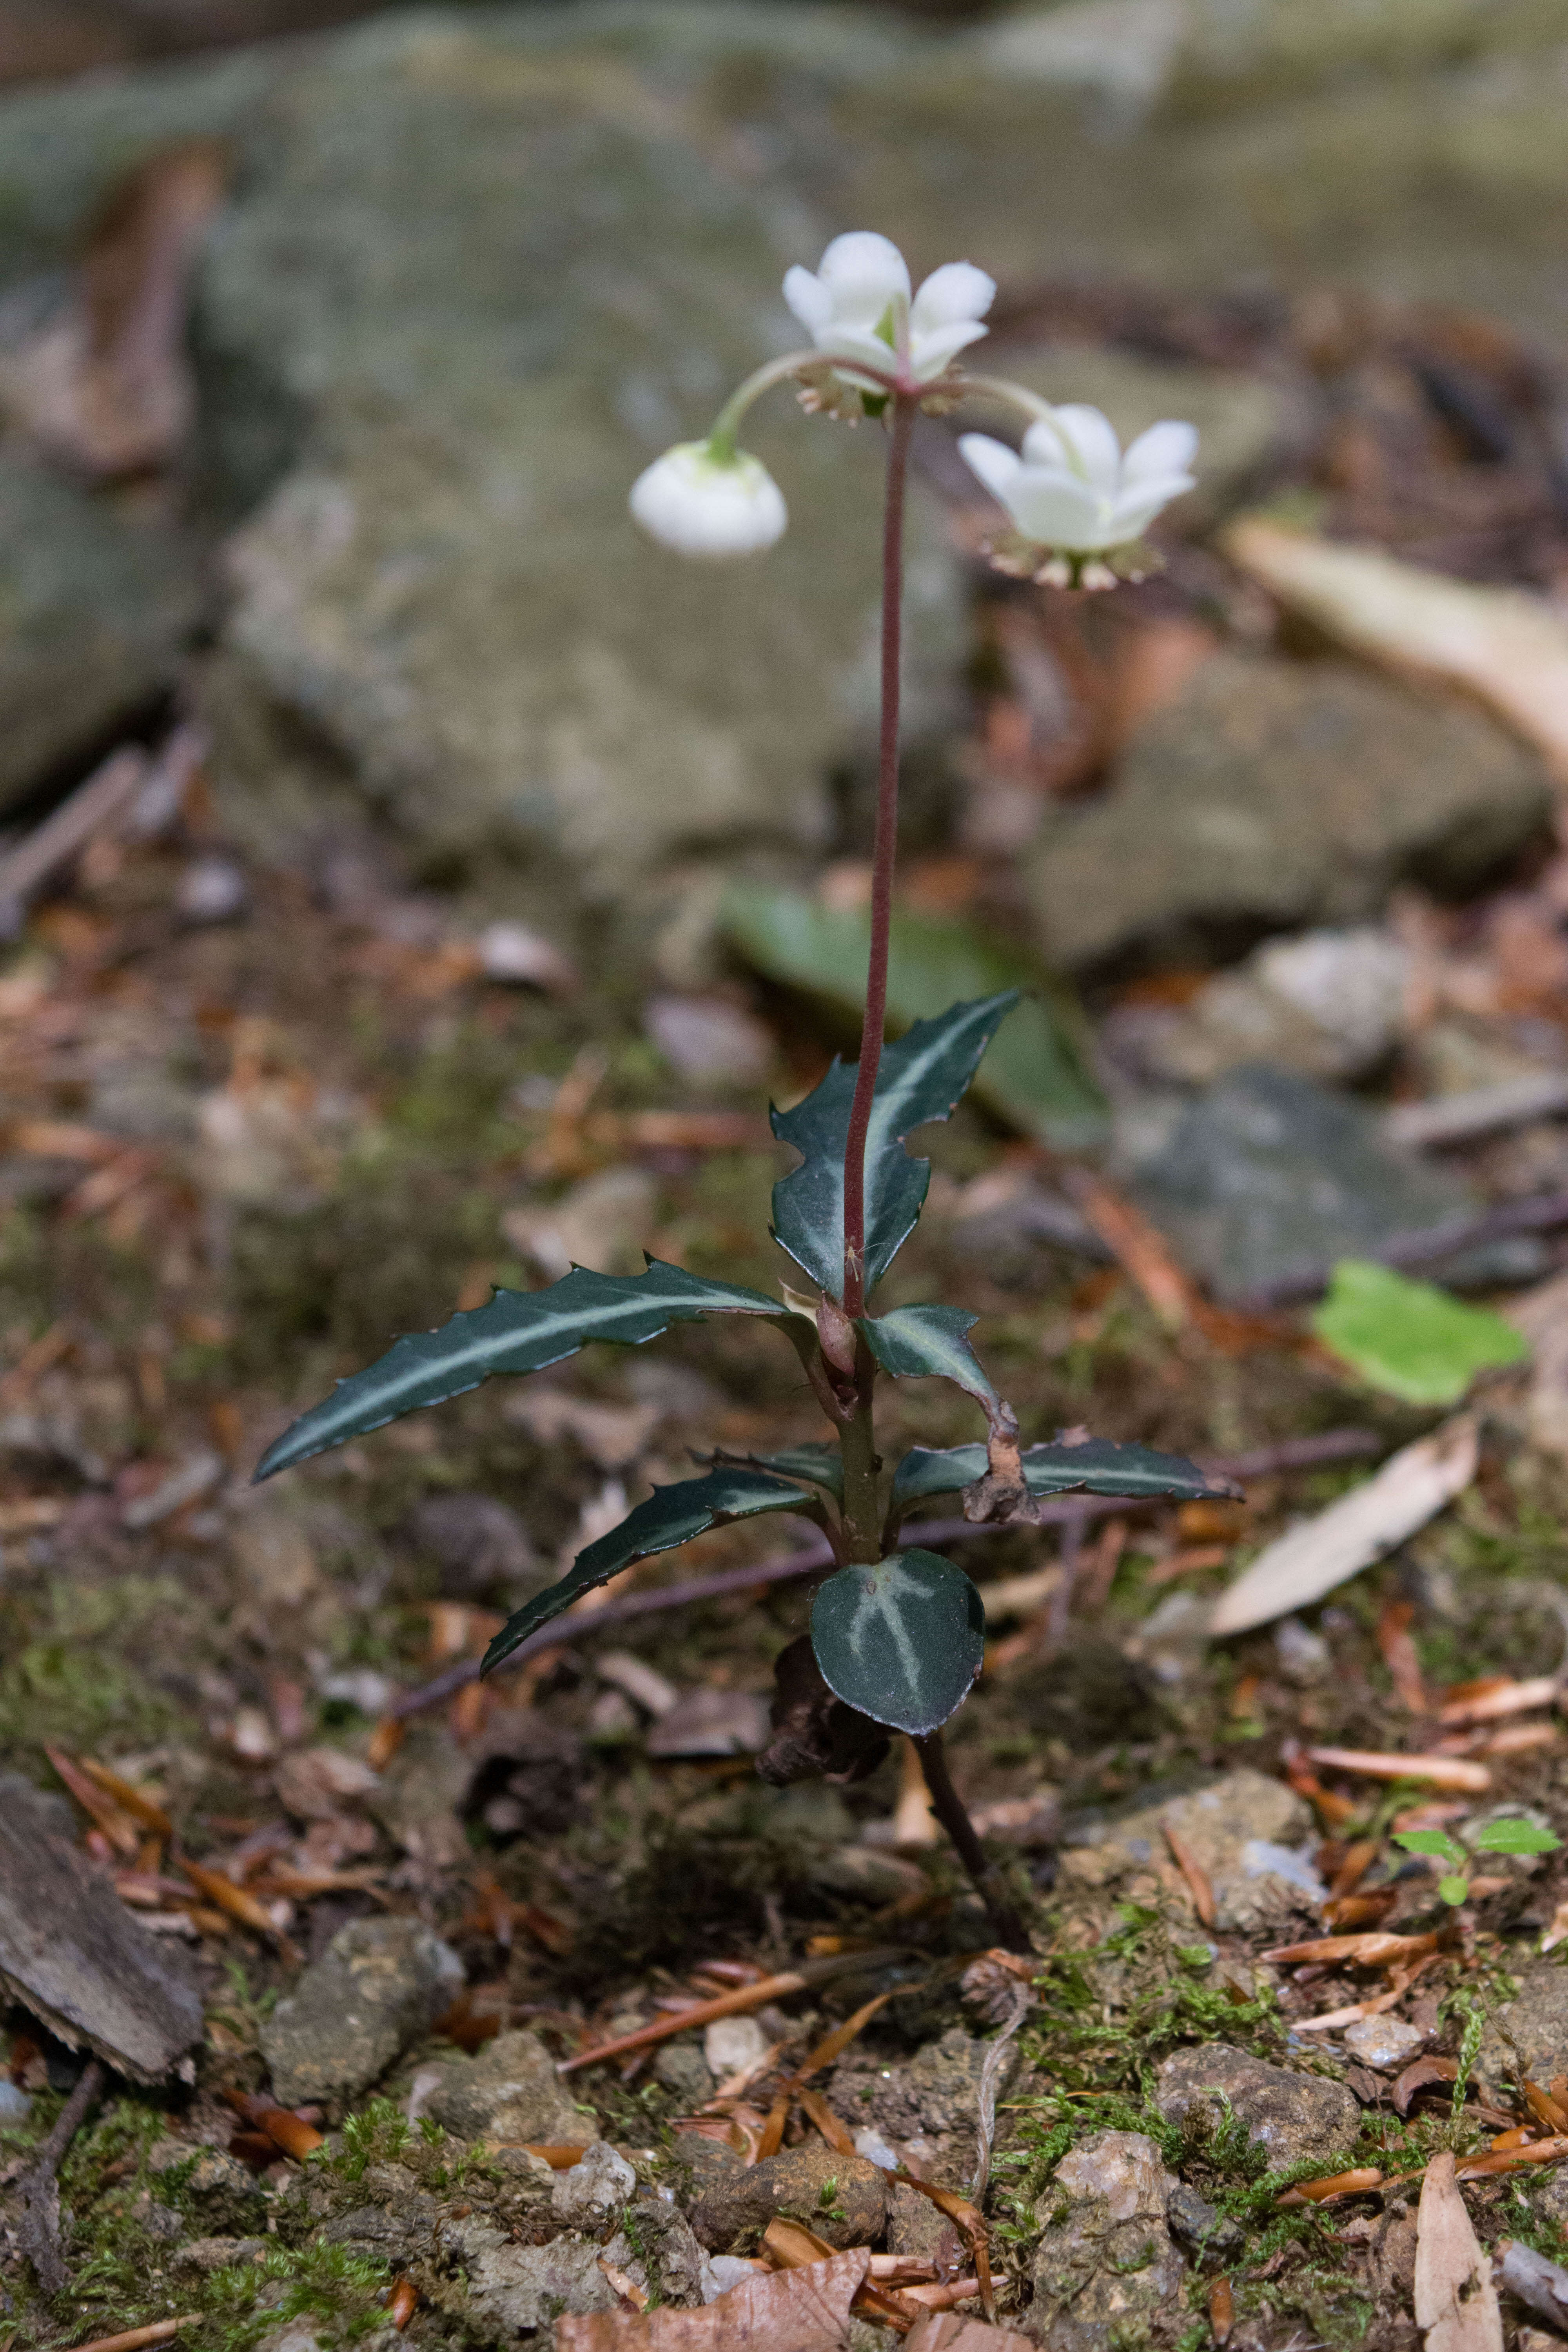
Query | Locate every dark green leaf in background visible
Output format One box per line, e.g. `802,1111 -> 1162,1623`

725,886 -> 1107,1149
810,1547 -> 985,1735
889,1436 -> 1240,1510
770,993 -> 1017,1303
708,1440 -> 846,1501
255,1259 -> 788,1481
483,1466 -> 815,1672
860,1303 -> 1000,1419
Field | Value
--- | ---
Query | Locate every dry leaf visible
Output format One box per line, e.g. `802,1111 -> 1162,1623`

273,1747 -> 381,1822
1222,519 -> 1568,782
1414,2151 -> 1502,2352
1439,1675 -> 1560,1726
0,143 -> 227,478
1211,1417 -> 1477,1635
1305,1747 -> 1491,1793
1393,2058 -> 1459,2118
1261,1929 -> 1443,1965
904,2316 -> 1033,2352
556,2246 -> 869,2352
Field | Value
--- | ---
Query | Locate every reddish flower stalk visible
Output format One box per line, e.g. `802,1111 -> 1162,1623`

840,388 -> 916,1317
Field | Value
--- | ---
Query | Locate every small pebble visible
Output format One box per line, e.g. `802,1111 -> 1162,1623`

177,856 -> 250,924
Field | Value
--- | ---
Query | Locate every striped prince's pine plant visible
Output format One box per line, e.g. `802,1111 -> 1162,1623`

255,232 -> 1221,1948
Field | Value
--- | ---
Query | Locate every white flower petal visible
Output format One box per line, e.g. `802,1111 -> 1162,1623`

822,326 -> 901,379
783,263 -> 832,338
1045,405 -> 1123,493
1008,469 -> 1114,549
910,260 -> 996,333
1110,475 -> 1195,540
958,432 -> 1024,504
909,318 -> 989,380
1122,419 -> 1199,486
629,442 -> 787,559
814,230 -> 911,323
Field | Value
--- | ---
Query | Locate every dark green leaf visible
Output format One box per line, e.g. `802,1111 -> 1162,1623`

483,1467 -> 814,1672
890,1437 -> 1240,1510
859,1305 -> 999,1417
710,1440 -> 845,1502
771,995 -> 1017,1303
255,1259 -> 786,1481
725,886 -> 1107,1148
810,1548 -> 985,1735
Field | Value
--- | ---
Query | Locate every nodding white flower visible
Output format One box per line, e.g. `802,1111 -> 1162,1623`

958,406 -> 1198,555
784,231 -> 995,388
629,439 -> 787,558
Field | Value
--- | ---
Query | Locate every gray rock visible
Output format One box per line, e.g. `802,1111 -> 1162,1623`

550,2141 -> 637,2229
1111,927 -> 1414,1088
1029,2131 -> 1186,2352
684,2141 -> 887,2255
1478,1965 -> 1568,2097
831,2026 -> 1025,2173
1122,1064 -> 1539,1306
1165,2181 -> 1245,2269
177,11 -> 962,921
653,2040 -> 715,2105
603,2199 -> 717,2309
0,460 -> 203,819
148,2142 -> 268,2233
453,2218 -> 617,2333
321,2161 -> 443,2267
260,1916 -> 464,2106
1343,2015 -> 1426,2073
1059,1768 -> 1320,1932
173,2236 -> 267,2274
423,2027 -> 591,2149
1155,2043 -> 1359,2172
398,1492 -> 538,1602
1027,652 -> 1552,976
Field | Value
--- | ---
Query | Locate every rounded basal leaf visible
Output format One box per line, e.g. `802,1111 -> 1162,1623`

810,1548 -> 985,1736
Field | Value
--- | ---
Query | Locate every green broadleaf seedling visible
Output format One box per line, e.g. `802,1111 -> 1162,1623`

1394,1817 -> 1560,1906
253,230 -> 1214,1947
1313,1258 -> 1528,1407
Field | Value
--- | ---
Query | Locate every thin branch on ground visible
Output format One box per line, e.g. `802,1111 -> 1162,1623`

16,2056 -> 105,2295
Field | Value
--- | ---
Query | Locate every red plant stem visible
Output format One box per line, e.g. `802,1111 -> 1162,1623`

841,389 -> 916,1318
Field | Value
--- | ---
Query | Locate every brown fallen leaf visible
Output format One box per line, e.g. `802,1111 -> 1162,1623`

0,143 -> 227,478
178,1858 -> 298,1963
78,1759 -> 172,1840
1277,2167 -> 1384,2207
1455,2134 -> 1568,2180
1211,1419 -> 1477,1636
1523,2082 -> 1568,2136
66,2323 -> 198,2352
44,1747 -> 140,1858
1305,1747 -> 1491,1794
1378,1598 -> 1430,1715
1209,2278 -> 1234,2346
798,2087 -> 858,2159
904,2315 -> 1033,2352
1541,1898 -> 1568,1955
273,1746 -> 381,1822
1439,1675 -> 1560,1726
387,2278 -> 418,2331
556,2246 -> 870,2351
1262,1929 -> 1443,1966
1163,1820 -> 1217,1928
1414,2151 -> 1503,2352
1393,2057 -> 1459,2118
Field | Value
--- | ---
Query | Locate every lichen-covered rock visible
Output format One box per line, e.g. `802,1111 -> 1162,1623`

259,1916 -> 463,2106
423,2027 -> 592,2149
1478,1964 -> 1568,2097
1155,2043 -> 1359,2173
1059,1768 -> 1321,1931
320,2161 -> 443,2266
450,2219 -> 617,2333
602,2200 -> 717,2308
1028,2131 -> 1186,2352
830,2026 -> 1025,2177
683,2141 -> 887,2254
550,2142 -> 636,2230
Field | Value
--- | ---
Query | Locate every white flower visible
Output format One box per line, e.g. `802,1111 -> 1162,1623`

958,405 -> 1198,554
629,439 -> 787,558
783,231 -> 995,387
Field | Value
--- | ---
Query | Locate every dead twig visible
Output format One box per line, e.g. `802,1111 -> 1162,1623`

16,2056 -> 106,2293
